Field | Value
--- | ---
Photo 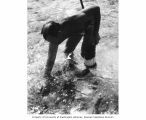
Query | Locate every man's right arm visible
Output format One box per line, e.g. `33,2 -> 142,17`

44,42 -> 58,78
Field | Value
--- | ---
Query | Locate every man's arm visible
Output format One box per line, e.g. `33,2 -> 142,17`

44,42 -> 58,78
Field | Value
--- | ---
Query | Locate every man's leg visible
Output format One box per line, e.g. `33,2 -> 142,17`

77,27 -> 100,77
64,35 -> 82,67
64,35 -> 82,57
63,35 -> 82,70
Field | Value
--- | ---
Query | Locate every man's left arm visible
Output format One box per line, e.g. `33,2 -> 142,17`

44,42 -> 58,78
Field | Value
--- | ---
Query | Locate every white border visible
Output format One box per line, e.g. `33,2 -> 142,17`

0,0 -> 146,120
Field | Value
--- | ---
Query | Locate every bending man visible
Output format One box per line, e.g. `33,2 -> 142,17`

41,5 -> 101,84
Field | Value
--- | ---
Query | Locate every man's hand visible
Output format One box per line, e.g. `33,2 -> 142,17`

40,75 -> 57,97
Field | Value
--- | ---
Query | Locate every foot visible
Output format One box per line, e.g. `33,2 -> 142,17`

65,53 -> 77,64
75,68 -> 91,77
63,59 -> 77,71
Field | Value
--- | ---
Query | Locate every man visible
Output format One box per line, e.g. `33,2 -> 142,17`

41,6 -> 101,95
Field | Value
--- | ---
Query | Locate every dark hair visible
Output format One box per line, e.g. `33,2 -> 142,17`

41,21 -> 60,40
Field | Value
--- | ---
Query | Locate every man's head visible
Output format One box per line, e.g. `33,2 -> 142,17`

41,21 -> 60,44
